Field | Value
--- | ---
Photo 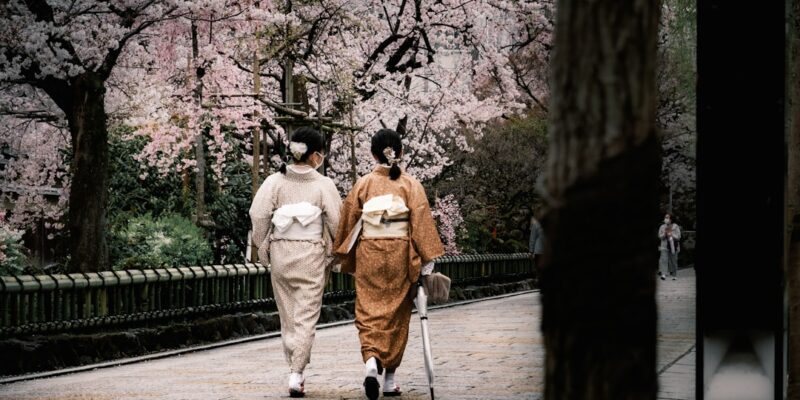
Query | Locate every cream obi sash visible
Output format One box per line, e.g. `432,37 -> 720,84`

345,194 -> 409,252
271,202 -> 323,240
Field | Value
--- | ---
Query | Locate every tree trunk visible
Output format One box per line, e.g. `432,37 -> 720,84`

348,110 -> 358,185
787,0 -> 800,396
540,1 -> 661,399
191,21 -> 208,226
349,132 -> 358,184
65,73 -> 110,272
268,131 -> 270,176
252,125 -> 261,196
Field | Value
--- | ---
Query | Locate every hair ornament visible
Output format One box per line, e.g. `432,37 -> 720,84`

382,146 -> 401,165
289,141 -> 307,160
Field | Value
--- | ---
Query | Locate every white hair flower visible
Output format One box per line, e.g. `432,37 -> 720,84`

289,141 -> 307,160
383,146 -> 400,164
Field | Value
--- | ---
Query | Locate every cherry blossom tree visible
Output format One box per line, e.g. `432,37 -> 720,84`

120,0 -> 548,191
487,0 -> 554,111
322,0 -> 538,186
0,0 -> 188,272
1,0 -> 553,270
431,194 -> 463,255
0,85 -> 69,235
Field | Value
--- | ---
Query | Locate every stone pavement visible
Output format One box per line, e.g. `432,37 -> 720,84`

0,270 -> 696,400
657,268 -> 696,400
0,292 -> 543,400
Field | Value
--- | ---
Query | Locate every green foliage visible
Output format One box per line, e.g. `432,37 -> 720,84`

107,125 -> 200,269
107,125 -> 191,224
430,113 -> 549,254
109,213 -> 213,270
0,223 -> 29,275
459,219 -> 495,254
107,123 -> 255,266
660,0 -> 697,104
202,127 -> 253,264
658,0 -> 697,229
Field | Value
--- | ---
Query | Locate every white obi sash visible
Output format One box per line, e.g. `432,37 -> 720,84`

271,202 -> 323,240
345,194 -> 410,252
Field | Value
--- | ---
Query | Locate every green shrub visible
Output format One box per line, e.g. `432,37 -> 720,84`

110,213 -> 213,270
429,113 -> 548,254
108,124 -> 253,265
108,125 -> 190,223
203,128 -> 253,264
0,223 -> 29,275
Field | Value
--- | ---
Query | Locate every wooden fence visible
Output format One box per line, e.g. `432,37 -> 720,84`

0,253 -> 534,336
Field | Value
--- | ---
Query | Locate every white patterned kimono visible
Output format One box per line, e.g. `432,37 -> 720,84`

249,165 -> 342,373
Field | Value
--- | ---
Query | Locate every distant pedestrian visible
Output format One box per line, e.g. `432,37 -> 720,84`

658,213 -> 681,281
528,216 -> 544,263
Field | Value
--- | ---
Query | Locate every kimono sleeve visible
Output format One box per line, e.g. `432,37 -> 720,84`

321,178 -> 342,240
321,178 -> 343,266
249,176 -> 277,252
409,182 -> 445,264
333,179 -> 363,274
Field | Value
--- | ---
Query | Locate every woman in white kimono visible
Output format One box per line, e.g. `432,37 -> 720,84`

334,129 -> 445,400
249,127 -> 342,398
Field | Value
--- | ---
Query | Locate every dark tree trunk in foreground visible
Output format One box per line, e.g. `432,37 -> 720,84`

787,0 -> 800,396
540,1 -> 661,399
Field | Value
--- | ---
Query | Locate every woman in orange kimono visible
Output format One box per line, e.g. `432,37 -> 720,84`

334,129 -> 444,400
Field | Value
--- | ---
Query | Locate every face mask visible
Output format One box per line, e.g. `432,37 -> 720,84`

664,219 -> 670,224
312,152 -> 325,169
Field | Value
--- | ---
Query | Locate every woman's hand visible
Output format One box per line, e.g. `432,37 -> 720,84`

421,261 -> 435,276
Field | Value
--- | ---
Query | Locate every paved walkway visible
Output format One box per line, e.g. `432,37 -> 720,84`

657,268 -> 696,400
0,270 -> 695,400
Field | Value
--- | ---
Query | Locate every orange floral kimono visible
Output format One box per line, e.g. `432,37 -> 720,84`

334,166 -> 444,370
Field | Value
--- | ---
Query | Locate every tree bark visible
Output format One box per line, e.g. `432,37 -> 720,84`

191,21 -> 208,226
787,0 -> 800,397
348,109 -> 358,185
63,73 -> 110,272
349,132 -> 358,184
540,1 -> 661,399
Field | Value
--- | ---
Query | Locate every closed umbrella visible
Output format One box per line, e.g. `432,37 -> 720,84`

414,279 -> 436,399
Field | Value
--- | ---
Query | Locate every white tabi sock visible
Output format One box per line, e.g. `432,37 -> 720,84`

365,357 -> 378,378
289,372 -> 304,390
383,371 -> 396,390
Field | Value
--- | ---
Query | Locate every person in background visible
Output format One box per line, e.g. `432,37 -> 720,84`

658,213 -> 681,281
528,216 -> 544,264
